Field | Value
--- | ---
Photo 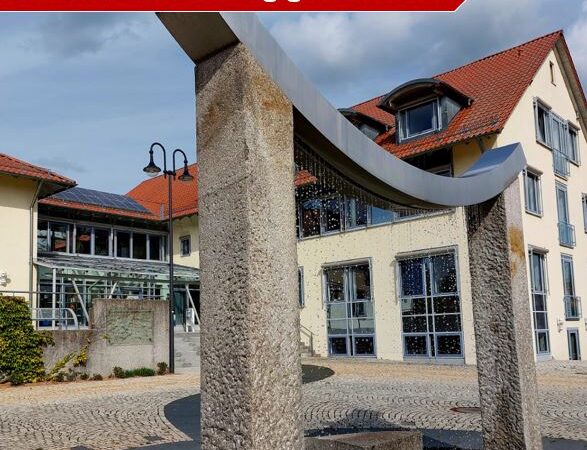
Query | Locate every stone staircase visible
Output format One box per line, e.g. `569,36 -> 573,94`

174,330 -> 200,370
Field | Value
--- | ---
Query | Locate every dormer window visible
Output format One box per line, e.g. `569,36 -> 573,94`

377,78 -> 472,145
398,99 -> 440,140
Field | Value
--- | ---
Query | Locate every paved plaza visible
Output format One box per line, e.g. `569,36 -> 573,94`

0,360 -> 586,449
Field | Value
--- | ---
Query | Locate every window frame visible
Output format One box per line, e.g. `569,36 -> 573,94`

398,98 -> 441,142
523,168 -> 543,216
567,122 -> 581,166
397,248 -> 463,360
298,267 -> 305,308
528,248 -> 550,355
179,235 -> 191,257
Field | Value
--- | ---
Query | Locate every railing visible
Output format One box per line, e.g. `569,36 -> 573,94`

558,222 -> 576,247
553,150 -> 570,178
564,295 -> 582,320
300,324 -> 314,356
31,308 -> 79,330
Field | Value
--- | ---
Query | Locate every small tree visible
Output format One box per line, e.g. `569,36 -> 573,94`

0,296 -> 53,385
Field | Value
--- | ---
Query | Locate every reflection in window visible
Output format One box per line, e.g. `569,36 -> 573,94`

300,199 -> 321,237
37,221 -> 49,252
529,250 -> 550,355
94,228 -> 110,256
133,233 -> 147,260
398,99 -> 439,141
345,198 -> 368,229
149,235 -> 162,261
399,252 -> 462,359
325,263 -> 375,357
116,231 -> 131,258
75,226 -> 92,255
50,223 -> 69,253
180,236 -> 191,257
322,196 -> 342,233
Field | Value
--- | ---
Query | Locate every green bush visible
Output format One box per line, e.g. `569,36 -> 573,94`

91,374 -> 103,381
125,367 -> 155,377
112,366 -> 155,378
156,362 -> 168,376
0,296 -> 53,385
79,373 -> 89,381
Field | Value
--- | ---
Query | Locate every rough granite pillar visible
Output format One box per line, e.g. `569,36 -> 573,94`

196,43 -> 303,450
466,181 -> 542,450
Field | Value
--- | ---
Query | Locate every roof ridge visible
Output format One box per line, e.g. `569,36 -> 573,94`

433,30 -> 562,79
0,152 -> 76,185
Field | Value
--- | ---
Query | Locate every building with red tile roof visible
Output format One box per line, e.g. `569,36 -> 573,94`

0,152 -> 76,198
350,31 -> 586,161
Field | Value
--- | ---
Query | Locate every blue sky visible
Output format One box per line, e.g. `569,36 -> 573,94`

0,1 -> 586,193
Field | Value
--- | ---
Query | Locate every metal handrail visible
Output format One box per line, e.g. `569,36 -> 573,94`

31,307 -> 79,330
558,222 -> 576,247
553,150 -> 570,178
300,324 -> 314,356
564,295 -> 582,320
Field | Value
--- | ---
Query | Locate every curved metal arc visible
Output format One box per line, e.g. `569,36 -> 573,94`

157,12 -> 526,209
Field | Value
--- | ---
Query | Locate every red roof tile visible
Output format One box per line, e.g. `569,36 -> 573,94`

126,164 -> 199,220
352,31 -> 568,159
0,153 -> 76,188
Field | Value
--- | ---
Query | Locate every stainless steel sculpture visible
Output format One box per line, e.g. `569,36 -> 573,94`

158,12 -> 526,210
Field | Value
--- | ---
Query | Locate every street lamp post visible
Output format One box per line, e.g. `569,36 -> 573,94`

143,142 -> 194,374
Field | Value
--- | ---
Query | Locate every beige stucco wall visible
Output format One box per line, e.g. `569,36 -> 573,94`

0,175 -> 38,298
494,49 -> 587,360
172,215 -> 200,268
297,208 -> 477,364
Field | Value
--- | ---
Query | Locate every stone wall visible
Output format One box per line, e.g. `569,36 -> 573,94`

43,299 -> 169,376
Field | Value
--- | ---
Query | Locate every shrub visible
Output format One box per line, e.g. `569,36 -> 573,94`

125,367 -> 155,377
53,371 -> 65,382
0,296 -> 54,385
91,374 -> 103,381
79,373 -> 89,381
156,362 -> 168,376
112,366 -> 125,378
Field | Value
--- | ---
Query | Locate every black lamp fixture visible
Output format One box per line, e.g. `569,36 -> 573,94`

142,142 -> 194,374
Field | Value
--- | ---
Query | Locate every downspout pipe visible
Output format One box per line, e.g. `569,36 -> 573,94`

29,181 -> 43,308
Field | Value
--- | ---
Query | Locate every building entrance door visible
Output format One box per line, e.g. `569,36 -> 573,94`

568,328 -> 581,360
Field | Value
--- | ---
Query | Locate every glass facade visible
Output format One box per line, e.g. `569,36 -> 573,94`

325,263 -> 375,357
398,252 -> 463,359
38,219 -> 166,261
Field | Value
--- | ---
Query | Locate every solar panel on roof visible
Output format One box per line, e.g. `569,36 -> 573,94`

52,187 -> 149,213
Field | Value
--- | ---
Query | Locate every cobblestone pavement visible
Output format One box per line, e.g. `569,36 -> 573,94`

0,360 -> 586,449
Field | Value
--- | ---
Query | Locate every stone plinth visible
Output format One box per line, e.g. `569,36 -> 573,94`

305,431 -> 422,450
196,43 -> 303,450
466,181 -> 542,450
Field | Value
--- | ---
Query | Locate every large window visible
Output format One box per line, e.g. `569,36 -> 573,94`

75,225 -> 92,255
398,99 -> 440,141
94,228 -> 110,256
38,219 -> 165,261
398,252 -> 463,359
115,231 -> 131,258
132,233 -> 147,260
529,250 -> 550,355
524,169 -> 542,215
556,183 -> 575,248
298,267 -> 305,308
325,263 -> 375,357
40,222 -> 70,253
534,99 -> 580,176
561,255 -> 581,320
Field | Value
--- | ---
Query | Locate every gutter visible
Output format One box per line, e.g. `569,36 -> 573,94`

29,181 -> 43,307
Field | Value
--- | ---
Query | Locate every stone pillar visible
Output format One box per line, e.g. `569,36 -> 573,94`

196,43 -> 303,450
466,181 -> 542,450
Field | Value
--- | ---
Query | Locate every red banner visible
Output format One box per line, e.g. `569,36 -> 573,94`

0,0 -> 465,11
